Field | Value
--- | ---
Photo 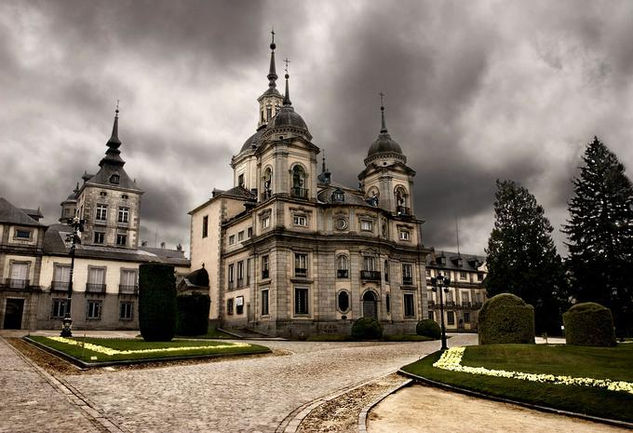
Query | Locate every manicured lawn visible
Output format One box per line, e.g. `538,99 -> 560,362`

402,344 -> 633,423
27,336 -> 270,363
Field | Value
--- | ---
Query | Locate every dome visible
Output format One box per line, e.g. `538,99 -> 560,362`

239,127 -> 266,153
269,105 -> 309,132
367,131 -> 403,157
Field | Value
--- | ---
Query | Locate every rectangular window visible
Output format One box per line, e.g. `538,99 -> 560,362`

53,264 -> 71,291
15,229 -> 32,240
262,255 -> 269,279
120,269 -> 137,294
236,296 -> 244,315
428,310 -> 434,321
87,267 -> 106,292
384,260 -> 389,282
463,311 -> 471,323
118,207 -> 129,223
52,299 -> 69,318
94,232 -> 105,244
399,230 -> 410,240
460,271 -> 467,280
116,234 -> 127,246
228,264 -> 234,289
96,204 -> 107,221
202,215 -> 209,238
294,253 -> 308,278
237,261 -> 244,286
9,262 -> 29,288
227,298 -> 234,315
360,220 -> 373,231
238,173 -> 244,187
293,215 -> 307,226
238,231 -> 244,241
228,235 -> 235,245
87,300 -> 102,320
363,256 -> 376,271
402,263 -> 413,285
447,311 -> 455,325
246,258 -> 252,285
477,273 -> 484,281
261,289 -> 269,316
404,293 -> 415,317
295,287 -> 309,315
120,302 -> 133,320
247,227 -> 253,238
262,215 -> 270,229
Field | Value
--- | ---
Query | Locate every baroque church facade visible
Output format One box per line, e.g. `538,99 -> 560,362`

189,36 -> 431,337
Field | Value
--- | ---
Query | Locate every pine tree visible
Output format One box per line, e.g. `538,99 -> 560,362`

485,179 -> 568,335
564,137 -> 633,338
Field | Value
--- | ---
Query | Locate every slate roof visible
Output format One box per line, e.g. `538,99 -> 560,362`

316,185 -> 373,207
85,166 -> 140,191
20,208 -> 43,222
426,250 -> 485,271
0,198 -> 45,227
212,186 -> 256,201
181,267 -> 210,288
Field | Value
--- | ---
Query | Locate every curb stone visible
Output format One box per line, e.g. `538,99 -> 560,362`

358,379 -> 412,433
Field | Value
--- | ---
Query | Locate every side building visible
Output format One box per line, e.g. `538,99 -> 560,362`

425,249 -> 487,332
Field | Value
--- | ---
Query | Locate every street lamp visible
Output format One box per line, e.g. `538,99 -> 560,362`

431,272 -> 451,351
61,216 -> 84,337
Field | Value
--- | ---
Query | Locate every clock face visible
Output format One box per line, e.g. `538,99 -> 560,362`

335,218 -> 348,230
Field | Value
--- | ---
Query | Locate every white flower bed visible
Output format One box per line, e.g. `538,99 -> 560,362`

433,346 -> 633,395
47,337 -> 250,357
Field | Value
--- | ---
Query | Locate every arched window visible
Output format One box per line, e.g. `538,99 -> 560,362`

366,188 -> 379,206
336,255 -> 349,279
291,165 -> 307,199
395,186 -> 409,215
262,167 -> 273,200
337,291 -> 350,312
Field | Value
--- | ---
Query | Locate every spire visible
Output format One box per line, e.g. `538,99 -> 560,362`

456,218 -> 461,257
267,29 -> 278,88
318,150 -> 331,185
379,92 -> 388,133
283,58 -> 292,106
100,103 -> 125,167
322,151 -> 327,173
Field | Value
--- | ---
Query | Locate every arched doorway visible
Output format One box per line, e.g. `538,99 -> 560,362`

362,291 -> 378,320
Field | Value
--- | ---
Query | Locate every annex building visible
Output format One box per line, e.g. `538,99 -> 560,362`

189,36 -> 441,337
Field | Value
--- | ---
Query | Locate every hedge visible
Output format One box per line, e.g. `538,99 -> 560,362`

563,302 -> 616,347
176,293 -> 211,336
351,317 -> 383,340
139,263 -> 177,342
416,319 -> 441,339
478,293 -> 535,345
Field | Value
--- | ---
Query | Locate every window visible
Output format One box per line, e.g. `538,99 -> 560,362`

122,194 -> 129,200
384,260 -> 389,282
386,293 -> 391,313
227,298 -> 234,315
238,231 -> 244,241
399,230 -> 410,241
100,191 -> 107,197
116,234 -> 127,246
295,253 -> 308,277
238,173 -> 244,187
332,189 -> 345,202
9,262 -> 29,288
404,293 -> 415,318
246,258 -> 252,285
202,215 -> 208,238
447,311 -> 455,325
363,256 -> 376,271
109,174 -> 120,184
293,215 -> 307,226
87,300 -> 102,320
460,271 -> 467,280
295,288 -> 309,315
261,289 -> 269,316
237,261 -> 244,287
87,267 -> 106,292
15,229 -> 32,240
229,235 -> 235,245
337,291 -> 350,312
247,227 -> 253,238
262,215 -> 271,229
120,269 -> 137,294
262,255 -> 269,279
266,106 -> 272,120
118,207 -> 129,223
360,220 -> 373,232
463,312 -> 471,323
402,264 -> 413,285
236,296 -> 244,315
53,264 -> 71,290
228,264 -> 234,289
120,302 -> 133,320
336,255 -> 349,278
477,273 -> 484,281
52,299 -> 69,318
94,232 -> 105,244
428,310 -> 434,321
96,204 -> 107,221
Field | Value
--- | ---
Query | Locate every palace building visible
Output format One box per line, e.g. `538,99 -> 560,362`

188,35 -> 432,337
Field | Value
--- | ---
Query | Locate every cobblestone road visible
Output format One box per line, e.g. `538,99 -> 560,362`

1,333 -> 476,433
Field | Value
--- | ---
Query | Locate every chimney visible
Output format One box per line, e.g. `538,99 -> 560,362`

160,242 -> 166,248
141,240 -> 147,247
176,243 -> 182,251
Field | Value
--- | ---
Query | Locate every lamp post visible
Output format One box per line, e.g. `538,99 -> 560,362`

431,272 -> 451,351
61,216 -> 84,337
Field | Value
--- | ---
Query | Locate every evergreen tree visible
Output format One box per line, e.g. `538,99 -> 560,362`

564,137 -> 633,338
485,179 -> 568,335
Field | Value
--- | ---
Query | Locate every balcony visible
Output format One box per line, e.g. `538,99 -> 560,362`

262,270 -> 270,279
119,284 -> 138,295
396,206 -> 411,216
402,277 -> 413,286
360,270 -> 381,281
446,301 -> 455,307
86,283 -> 106,293
237,278 -> 244,288
336,269 -> 349,279
461,301 -> 472,308
51,280 -> 70,292
472,302 -> 483,309
291,187 -> 308,199
428,300 -> 436,307
5,278 -> 30,289
295,268 -> 308,278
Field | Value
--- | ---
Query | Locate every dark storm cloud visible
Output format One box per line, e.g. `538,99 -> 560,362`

2,0 -> 633,256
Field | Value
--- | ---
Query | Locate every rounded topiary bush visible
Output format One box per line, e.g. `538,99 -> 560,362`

351,317 -> 383,340
563,302 -> 616,347
478,293 -> 535,345
176,293 -> 211,336
139,263 -> 177,342
416,319 -> 441,339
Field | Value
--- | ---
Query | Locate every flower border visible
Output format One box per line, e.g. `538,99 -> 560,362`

433,346 -> 633,395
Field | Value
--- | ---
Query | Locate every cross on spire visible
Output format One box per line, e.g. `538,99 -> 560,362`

379,92 -> 385,107
284,58 -> 291,74
379,92 -> 387,133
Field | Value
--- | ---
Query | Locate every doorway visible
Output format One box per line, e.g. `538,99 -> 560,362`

3,298 -> 24,329
362,291 -> 378,320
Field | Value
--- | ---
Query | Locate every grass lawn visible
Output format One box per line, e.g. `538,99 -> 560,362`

402,344 -> 633,423
27,336 -> 270,364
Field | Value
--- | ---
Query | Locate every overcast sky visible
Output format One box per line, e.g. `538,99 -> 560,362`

2,0 -> 632,257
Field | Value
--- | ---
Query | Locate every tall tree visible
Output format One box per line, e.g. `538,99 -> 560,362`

564,137 -> 633,338
485,179 -> 568,335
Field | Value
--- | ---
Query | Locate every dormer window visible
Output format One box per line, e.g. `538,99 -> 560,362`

332,189 -> 345,203
110,174 -> 120,184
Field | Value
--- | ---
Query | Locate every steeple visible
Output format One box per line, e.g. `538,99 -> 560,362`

379,92 -> 388,133
99,104 -> 125,167
267,29 -> 278,89
318,151 -> 331,184
257,31 -> 284,129
283,58 -> 292,106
